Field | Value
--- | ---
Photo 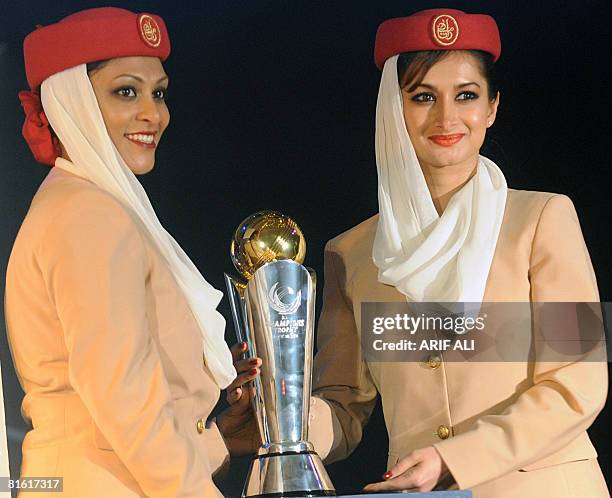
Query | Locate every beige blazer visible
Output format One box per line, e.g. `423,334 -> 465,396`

309,190 -> 609,498
5,167 -> 228,497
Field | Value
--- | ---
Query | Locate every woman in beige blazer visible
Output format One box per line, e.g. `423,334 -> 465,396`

304,8 -> 608,498
4,7 -> 253,497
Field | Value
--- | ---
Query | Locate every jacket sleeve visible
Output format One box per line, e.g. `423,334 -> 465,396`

37,189 -> 223,498
310,241 -> 379,463
434,194 -> 608,490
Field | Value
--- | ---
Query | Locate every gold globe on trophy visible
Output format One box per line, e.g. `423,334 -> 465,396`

230,211 -> 306,280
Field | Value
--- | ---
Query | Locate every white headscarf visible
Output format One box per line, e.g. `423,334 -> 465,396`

373,55 -> 507,303
40,64 -> 236,388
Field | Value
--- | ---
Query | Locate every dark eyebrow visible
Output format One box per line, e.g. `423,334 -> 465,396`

112,74 -> 169,84
457,82 -> 480,89
414,83 -> 437,91
414,81 -> 481,91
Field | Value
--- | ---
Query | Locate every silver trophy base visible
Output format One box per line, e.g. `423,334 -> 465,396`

242,451 -> 336,497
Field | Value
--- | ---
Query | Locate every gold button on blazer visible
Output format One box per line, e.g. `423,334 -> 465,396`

5,168 -> 228,497
309,190 -> 609,498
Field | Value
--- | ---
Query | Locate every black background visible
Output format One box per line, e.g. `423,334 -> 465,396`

0,0 -> 610,496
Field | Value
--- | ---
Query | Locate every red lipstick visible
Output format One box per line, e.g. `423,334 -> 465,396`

428,133 -> 465,147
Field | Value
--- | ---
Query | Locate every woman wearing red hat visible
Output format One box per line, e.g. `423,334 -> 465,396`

4,7 -> 255,497
299,8 -> 608,497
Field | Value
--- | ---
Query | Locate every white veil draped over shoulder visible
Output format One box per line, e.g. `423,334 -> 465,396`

373,55 -> 507,303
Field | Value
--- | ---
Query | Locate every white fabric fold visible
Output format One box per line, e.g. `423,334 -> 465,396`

41,65 -> 236,388
373,55 -> 507,303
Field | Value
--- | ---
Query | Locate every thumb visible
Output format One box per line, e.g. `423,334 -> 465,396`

227,387 -> 242,405
386,451 -> 420,480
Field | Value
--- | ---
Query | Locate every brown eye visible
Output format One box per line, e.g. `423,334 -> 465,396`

411,92 -> 436,103
153,88 -> 167,101
457,91 -> 479,101
115,87 -> 137,98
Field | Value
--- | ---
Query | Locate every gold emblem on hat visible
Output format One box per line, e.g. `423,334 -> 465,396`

138,14 -> 162,48
432,14 -> 459,47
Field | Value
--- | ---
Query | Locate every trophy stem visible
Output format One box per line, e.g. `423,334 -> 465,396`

231,260 -> 336,497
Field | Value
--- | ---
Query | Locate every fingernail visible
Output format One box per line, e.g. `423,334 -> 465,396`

249,368 -> 258,376
241,342 -> 248,351
249,358 -> 259,366
383,471 -> 393,480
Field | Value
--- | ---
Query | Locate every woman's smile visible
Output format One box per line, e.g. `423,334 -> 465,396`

124,131 -> 157,148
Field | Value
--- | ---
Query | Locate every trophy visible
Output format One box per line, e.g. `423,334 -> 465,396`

225,211 -> 336,498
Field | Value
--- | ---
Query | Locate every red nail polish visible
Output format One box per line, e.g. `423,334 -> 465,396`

250,368 -> 258,376
241,341 -> 248,351
383,471 -> 393,480
249,358 -> 259,366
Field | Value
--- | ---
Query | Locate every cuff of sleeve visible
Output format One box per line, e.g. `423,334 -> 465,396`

433,430 -> 498,491
308,396 -> 343,461
204,419 -> 230,478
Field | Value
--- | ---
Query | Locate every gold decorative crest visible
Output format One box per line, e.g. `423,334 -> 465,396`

431,14 -> 459,47
138,14 -> 162,48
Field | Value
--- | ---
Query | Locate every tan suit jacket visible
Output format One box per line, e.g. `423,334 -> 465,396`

309,190 -> 609,497
5,168 -> 228,497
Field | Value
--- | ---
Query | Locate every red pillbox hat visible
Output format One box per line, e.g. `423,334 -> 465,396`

374,8 -> 501,70
23,7 -> 171,90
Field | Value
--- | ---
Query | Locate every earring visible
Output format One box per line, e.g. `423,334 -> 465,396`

487,120 -> 493,126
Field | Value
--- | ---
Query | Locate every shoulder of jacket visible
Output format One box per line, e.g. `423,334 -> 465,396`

42,177 -> 134,221
45,176 -> 123,206
36,180 -> 141,252
507,188 -> 575,219
507,188 -> 572,204
325,214 -> 379,255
